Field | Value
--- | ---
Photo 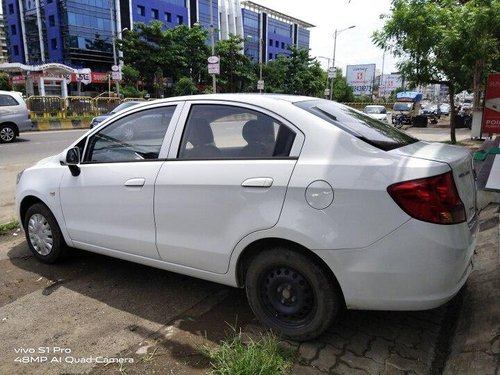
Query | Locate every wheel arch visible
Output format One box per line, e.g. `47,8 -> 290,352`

235,237 -> 346,306
19,195 -> 45,226
0,121 -> 20,135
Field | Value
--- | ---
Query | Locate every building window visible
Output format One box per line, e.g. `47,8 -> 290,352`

269,39 -> 272,46
177,15 -> 183,24
49,15 -> 55,27
10,25 -> 16,35
152,8 -> 159,19
268,53 -> 273,60
281,42 -> 285,49
47,0 -> 53,3
137,5 -> 145,16
51,38 -> 57,49
275,40 -> 279,47
165,12 -> 172,22
13,45 -> 19,56
8,4 -> 14,14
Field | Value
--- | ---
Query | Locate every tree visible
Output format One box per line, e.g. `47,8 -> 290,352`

119,22 -> 209,95
373,0 -> 499,143
330,69 -> 354,102
215,35 -> 256,92
259,47 -> 325,96
0,74 -> 11,91
173,76 -> 197,96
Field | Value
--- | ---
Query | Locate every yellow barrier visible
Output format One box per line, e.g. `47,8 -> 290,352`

26,96 -> 64,119
93,97 -> 121,115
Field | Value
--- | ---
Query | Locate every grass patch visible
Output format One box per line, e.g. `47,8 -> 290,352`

204,330 -> 294,375
0,220 -> 20,235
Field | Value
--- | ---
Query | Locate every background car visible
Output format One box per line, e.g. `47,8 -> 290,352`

439,103 -> 450,115
16,94 -> 478,341
362,105 -> 388,122
0,90 -> 33,143
89,101 -> 143,128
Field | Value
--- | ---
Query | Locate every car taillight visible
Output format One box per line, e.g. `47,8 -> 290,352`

387,171 -> 466,225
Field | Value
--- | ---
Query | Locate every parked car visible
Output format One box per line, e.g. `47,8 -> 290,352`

362,105 -> 388,122
439,103 -> 450,115
16,94 -> 478,341
90,101 -> 143,128
0,90 -> 33,143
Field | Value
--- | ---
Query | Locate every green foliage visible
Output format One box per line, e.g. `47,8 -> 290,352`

0,219 -> 19,235
173,76 -> 197,96
373,0 -> 500,143
204,331 -> 294,375
121,65 -> 140,86
330,69 -> 354,102
215,35 -> 256,92
120,85 -> 146,98
120,23 -> 209,94
0,74 -> 11,90
260,47 -> 326,96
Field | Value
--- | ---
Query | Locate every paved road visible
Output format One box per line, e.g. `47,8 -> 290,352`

0,130 -> 87,223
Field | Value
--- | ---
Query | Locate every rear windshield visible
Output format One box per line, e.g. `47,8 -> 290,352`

295,100 -> 418,151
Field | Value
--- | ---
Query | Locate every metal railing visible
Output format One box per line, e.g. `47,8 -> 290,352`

26,96 -> 145,119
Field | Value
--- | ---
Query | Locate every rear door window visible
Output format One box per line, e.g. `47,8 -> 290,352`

295,100 -> 417,151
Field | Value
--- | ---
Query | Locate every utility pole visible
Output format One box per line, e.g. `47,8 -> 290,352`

209,0 -> 216,93
329,25 -> 355,101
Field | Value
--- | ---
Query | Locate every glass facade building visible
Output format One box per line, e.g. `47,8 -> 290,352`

2,0 -> 311,72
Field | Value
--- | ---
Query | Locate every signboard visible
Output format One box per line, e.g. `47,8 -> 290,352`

208,55 -> 220,75
482,72 -> 500,133
379,73 -> 403,97
257,80 -> 264,90
111,71 -> 122,81
76,68 -> 91,85
327,67 -> 336,79
346,64 -> 375,96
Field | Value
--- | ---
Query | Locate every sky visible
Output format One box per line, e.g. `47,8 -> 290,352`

251,0 -> 398,75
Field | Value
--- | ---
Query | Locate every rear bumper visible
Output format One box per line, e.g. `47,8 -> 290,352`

316,217 -> 478,311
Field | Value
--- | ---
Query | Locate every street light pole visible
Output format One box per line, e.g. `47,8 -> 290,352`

317,56 -> 331,98
329,25 -> 356,101
209,0 -> 216,93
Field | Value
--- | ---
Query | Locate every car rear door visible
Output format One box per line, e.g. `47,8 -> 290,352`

154,101 -> 304,273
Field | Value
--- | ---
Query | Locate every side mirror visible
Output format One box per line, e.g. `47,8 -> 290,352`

66,147 -> 80,165
62,147 -> 81,176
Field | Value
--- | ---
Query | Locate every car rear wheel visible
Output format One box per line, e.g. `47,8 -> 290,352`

0,124 -> 16,143
245,247 -> 340,341
24,203 -> 67,263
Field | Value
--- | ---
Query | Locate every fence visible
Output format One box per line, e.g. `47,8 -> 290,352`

26,96 -> 144,119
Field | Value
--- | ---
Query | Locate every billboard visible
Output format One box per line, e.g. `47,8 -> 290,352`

379,74 -> 403,97
482,72 -> 500,133
346,64 -> 376,96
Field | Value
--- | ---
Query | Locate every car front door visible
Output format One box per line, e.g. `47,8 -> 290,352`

59,104 -> 181,259
154,102 -> 304,273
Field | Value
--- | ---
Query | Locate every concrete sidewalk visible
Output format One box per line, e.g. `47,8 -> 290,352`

444,203 -> 500,375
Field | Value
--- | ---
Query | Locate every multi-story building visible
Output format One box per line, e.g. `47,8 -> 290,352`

238,1 -> 313,64
2,0 -> 311,72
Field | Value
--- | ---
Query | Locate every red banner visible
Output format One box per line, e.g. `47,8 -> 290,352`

10,72 -> 110,85
482,72 -> 500,133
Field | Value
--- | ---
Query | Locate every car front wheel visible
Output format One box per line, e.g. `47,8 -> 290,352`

24,203 -> 67,263
0,124 -> 16,143
245,247 -> 340,341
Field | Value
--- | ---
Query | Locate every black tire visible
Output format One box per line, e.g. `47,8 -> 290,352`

24,203 -> 67,263
245,247 -> 340,341
0,124 -> 16,143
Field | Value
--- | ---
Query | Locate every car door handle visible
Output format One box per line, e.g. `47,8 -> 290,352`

241,177 -> 273,188
124,178 -> 145,187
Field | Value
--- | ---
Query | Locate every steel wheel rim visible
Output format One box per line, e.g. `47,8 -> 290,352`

27,214 -> 53,256
259,266 -> 316,327
0,127 -> 14,142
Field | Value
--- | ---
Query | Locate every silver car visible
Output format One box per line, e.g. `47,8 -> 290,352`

0,90 -> 33,143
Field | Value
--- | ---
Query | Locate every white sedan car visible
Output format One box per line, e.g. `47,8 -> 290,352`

16,94 -> 478,341
363,105 -> 388,122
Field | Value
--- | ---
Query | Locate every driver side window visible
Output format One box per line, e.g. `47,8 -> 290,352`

84,106 -> 175,163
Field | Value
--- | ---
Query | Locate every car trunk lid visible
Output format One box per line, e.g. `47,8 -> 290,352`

392,141 -> 477,222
